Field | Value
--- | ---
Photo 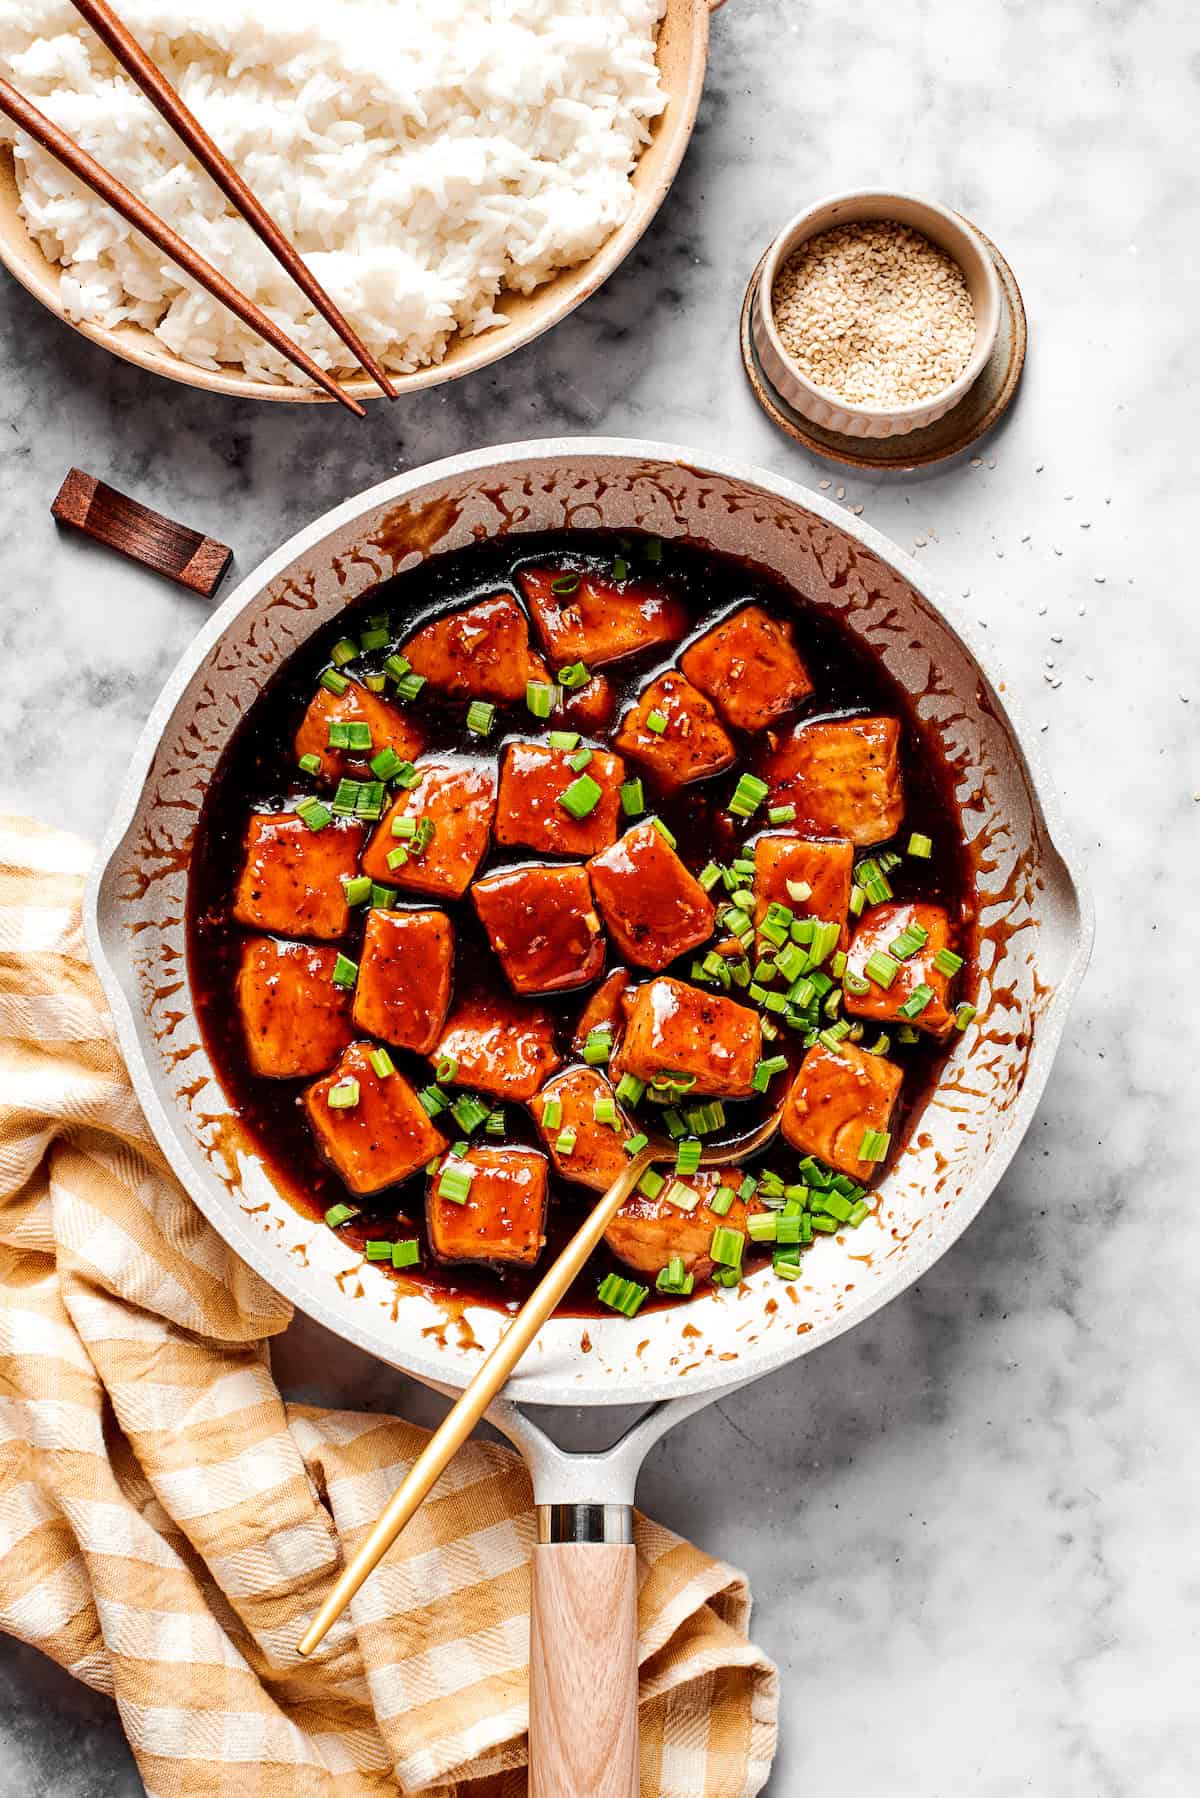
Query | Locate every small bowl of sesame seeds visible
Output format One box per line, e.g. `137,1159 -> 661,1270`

752,190 -> 1003,439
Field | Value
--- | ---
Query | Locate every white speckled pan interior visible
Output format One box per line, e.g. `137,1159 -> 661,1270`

85,440 -> 1092,1407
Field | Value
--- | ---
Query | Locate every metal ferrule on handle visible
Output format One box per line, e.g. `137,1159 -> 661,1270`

537,1503 -> 634,1544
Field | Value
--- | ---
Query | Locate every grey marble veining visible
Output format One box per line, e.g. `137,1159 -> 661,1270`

1,0 -> 1197,1792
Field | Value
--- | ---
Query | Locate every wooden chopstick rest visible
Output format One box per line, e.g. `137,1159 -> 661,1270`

52,467 -> 233,597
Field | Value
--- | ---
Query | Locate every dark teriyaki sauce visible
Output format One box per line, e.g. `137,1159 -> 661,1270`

187,529 -> 975,1318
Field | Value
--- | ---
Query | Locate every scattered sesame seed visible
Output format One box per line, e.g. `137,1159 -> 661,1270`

1020,534 -> 1031,543
1080,521 -> 1092,529
819,479 -> 831,489
1035,463 -> 1044,473
970,457 -> 983,468
1050,678 -> 1063,690
1038,606 -> 1048,616
1053,547 -> 1063,556
771,221 -> 976,406
836,486 -> 846,499
1050,634 -> 1063,644
851,504 -> 864,514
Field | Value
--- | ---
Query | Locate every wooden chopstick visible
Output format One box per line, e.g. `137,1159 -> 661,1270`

70,0 -> 397,400
0,76 -> 365,417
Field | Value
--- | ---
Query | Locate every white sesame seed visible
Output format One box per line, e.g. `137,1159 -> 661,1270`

770,220 -> 976,406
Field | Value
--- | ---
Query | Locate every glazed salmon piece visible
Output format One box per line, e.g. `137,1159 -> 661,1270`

518,565 -> 688,668
680,604 -> 813,732
530,1066 -> 635,1192
763,716 -> 904,846
561,672 -> 615,733
472,863 -> 606,995
606,1173 -> 764,1283
614,671 -> 735,788
237,936 -> 353,1079
572,967 -> 632,1052
614,977 -> 761,1098
351,908 -> 453,1055
401,594 -> 549,701
426,1146 -> 548,1266
362,762 -> 496,899
495,740 -> 625,857
293,681 -> 425,785
434,991 -> 561,1100
233,812 -> 364,941
753,833 -> 855,945
587,821 -> 714,971
842,901 -> 959,1039
781,1041 -> 904,1182
304,1043 -> 447,1195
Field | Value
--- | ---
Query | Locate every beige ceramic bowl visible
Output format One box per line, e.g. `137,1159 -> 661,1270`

751,189 -> 1003,439
0,0 -> 723,404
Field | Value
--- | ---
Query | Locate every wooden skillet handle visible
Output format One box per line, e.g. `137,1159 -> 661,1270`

529,1508 -> 639,1797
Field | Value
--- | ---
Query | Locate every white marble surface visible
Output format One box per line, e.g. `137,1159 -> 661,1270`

2,1 -> 1198,1792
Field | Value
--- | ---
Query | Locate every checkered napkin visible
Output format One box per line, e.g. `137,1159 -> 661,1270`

0,816 -> 778,1796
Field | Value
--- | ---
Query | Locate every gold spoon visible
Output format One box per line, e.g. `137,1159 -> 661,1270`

297,1097 -> 785,1656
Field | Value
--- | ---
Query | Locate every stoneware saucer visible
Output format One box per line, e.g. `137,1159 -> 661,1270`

739,219 -> 1027,472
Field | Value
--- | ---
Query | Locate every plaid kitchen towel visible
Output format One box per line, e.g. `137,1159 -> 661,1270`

0,815 -> 778,1797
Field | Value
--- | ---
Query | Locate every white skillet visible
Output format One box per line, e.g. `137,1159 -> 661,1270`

85,440 -> 1092,1793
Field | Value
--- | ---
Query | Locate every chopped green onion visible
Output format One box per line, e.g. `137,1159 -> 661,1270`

369,883 -> 397,909
369,747 -> 402,781
711,1266 -> 741,1287
596,1272 -> 648,1317
383,654 -> 411,682
638,1167 -> 665,1200
897,1023 -> 920,1044
557,662 -> 590,690
684,1100 -> 726,1136
768,804 -> 797,825
360,626 -> 390,653
620,778 -> 646,817
954,1002 -> 977,1031
773,1254 -> 803,1280
615,1073 -> 645,1107
934,947 -> 965,976
709,1185 -> 736,1217
527,680 -> 558,718
623,1132 -> 649,1157
644,708 -> 669,735
559,774 -> 603,820
710,1226 -> 745,1269
856,858 -> 893,904
330,954 -> 358,989
451,1094 -> 491,1133
862,1032 -> 891,1056
466,700 -> 496,736
324,1202 -> 360,1228
847,1200 -> 870,1228
648,815 -> 676,849
728,773 -> 768,818
328,719 -> 373,751
809,1213 -> 839,1234
661,1179 -> 699,1213
863,950 -> 901,989
550,572 -> 581,595
898,984 -> 934,1020
319,668 -> 350,696
437,1163 -> 474,1204
807,920 -> 841,966
330,638 -> 358,667
889,923 -> 930,960
747,1212 -> 778,1243
365,1239 -> 392,1261
593,1095 -> 618,1127
418,1085 -> 448,1117
582,1027 -> 613,1066
566,746 -> 593,773
613,556 -> 629,581
391,1239 -> 420,1269
435,1055 -> 459,1085
844,970 -> 871,996
393,672 -> 426,702
369,1047 -> 395,1079
752,1054 -> 788,1093
698,860 -> 722,891
857,1128 -> 891,1163
364,673 -> 386,693
675,1138 -> 702,1176
485,1108 -> 507,1138
555,1126 -> 578,1156
295,796 -> 332,832
549,729 -> 581,750
540,1096 -> 563,1130
656,1257 -> 694,1297
342,874 -> 372,906
392,816 -> 417,841
394,761 -> 421,789
386,846 -> 409,872
738,1175 -> 758,1202
645,537 -> 663,562
818,1021 -> 851,1051
298,752 -> 322,776
908,832 -> 933,858
327,1078 -> 360,1110
412,817 -> 436,855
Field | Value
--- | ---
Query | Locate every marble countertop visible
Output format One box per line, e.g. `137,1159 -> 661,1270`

2,0 -> 1197,1792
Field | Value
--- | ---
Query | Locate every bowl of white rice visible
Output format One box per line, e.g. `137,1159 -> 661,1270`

0,0 -> 717,404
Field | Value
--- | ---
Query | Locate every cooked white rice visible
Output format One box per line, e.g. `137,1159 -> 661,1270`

0,0 -> 667,381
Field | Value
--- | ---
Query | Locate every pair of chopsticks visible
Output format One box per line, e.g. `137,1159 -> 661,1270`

0,0 -> 395,415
